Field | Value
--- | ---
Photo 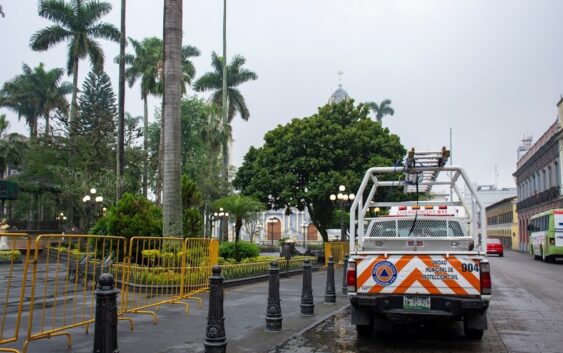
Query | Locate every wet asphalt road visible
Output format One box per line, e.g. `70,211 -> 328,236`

273,250 -> 563,353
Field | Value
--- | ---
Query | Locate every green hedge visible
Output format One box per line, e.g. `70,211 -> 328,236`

0,250 -> 21,261
219,241 -> 260,262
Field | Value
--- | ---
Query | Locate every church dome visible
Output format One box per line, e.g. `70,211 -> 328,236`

328,84 -> 350,104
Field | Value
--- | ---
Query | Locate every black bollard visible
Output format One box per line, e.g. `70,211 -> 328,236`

342,254 -> 349,295
324,256 -> 336,304
265,261 -> 282,331
204,265 -> 227,353
93,273 -> 119,353
300,259 -> 314,315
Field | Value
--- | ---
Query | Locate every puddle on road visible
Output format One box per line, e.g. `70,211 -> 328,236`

273,307 -> 507,353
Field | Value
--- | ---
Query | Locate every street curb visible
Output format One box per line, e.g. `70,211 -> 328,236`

266,304 -> 351,353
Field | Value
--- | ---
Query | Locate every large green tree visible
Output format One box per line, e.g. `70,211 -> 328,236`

0,63 -> 71,138
30,0 -> 120,133
367,99 -> 395,124
193,52 -> 257,183
214,194 -> 264,243
77,70 -> 116,172
162,0 -> 183,236
233,100 -> 406,241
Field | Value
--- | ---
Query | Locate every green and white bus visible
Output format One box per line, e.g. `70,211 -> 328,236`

528,209 -> 563,262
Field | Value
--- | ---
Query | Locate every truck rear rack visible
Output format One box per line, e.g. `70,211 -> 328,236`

349,147 -> 486,254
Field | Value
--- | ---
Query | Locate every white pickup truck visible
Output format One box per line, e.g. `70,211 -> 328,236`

346,148 -> 491,339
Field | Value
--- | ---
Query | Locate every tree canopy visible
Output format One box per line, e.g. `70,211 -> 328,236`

233,100 -> 406,241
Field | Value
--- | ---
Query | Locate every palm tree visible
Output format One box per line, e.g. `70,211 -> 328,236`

0,5 -> 5,17
162,0 -> 183,236
201,103 -> 231,178
221,0 -> 228,180
0,68 -> 39,137
367,99 -> 395,123
30,0 -> 120,133
122,36 -> 200,198
0,115 -> 28,175
193,52 -> 257,183
25,63 -> 72,136
0,63 -> 71,137
117,0 -> 127,197
214,194 -> 264,243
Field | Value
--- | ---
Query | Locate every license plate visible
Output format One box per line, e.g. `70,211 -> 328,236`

403,296 -> 431,310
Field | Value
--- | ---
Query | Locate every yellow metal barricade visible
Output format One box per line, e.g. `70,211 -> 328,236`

0,233 -> 31,353
23,234 -> 130,353
181,238 -> 213,296
325,241 -> 349,267
122,237 -> 188,322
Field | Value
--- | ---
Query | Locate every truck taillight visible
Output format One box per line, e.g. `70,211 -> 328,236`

480,262 -> 491,295
346,261 -> 356,292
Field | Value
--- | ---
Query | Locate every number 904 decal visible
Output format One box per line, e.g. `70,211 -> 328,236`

461,263 -> 480,272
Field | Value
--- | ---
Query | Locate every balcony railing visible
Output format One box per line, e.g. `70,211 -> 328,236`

517,186 -> 560,211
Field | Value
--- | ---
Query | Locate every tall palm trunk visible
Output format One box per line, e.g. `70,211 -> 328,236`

221,0 -> 229,184
162,0 -> 183,237
117,0 -> 126,198
143,94 -> 148,198
45,115 -> 50,136
70,56 -> 79,138
31,116 -> 38,138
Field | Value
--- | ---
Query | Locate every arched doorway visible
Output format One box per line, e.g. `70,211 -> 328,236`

307,223 -> 319,241
267,217 -> 282,241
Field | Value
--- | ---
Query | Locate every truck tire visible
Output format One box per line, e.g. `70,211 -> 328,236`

464,327 -> 484,339
464,314 -> 486,339
356,321 -> 374,337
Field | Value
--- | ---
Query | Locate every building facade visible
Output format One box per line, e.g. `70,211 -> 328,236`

513,99 -> 563,252
485,196 -> 518,250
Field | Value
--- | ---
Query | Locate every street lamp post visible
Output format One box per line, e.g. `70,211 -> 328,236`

301,223 -> 307,248
267,218 -> 278,248
56,212 -> 67,231
330,185 -> 355,241
213,208 -> 229,243
82,188 -> 103,231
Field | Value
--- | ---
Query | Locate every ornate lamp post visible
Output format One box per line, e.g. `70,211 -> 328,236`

213,208 -> 229,243
82,188 -> 104,231
267,218 -> 278,248
330,185 -> 355,241
301,223 -> 308,248
56,212 -> 67,231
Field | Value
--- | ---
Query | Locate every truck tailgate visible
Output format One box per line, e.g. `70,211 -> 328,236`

356,255 -> 482,296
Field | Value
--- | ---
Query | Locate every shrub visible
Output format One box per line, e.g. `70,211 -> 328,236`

0,250 -> 21,261
219,241 -> 259,262
91,193 -> 162,261
91,193 -> 162,238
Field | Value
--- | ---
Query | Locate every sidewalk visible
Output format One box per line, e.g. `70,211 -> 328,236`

22,268 -> 350,353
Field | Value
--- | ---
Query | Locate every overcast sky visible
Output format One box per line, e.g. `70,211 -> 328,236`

1,0 -> 562,189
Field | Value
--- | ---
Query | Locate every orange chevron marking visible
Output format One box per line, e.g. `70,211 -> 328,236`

418,255 -> 468,295
392,268 -> 440,294
448,257 -> 480,291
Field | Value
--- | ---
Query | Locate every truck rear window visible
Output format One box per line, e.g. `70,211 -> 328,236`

368,219 -> 466,237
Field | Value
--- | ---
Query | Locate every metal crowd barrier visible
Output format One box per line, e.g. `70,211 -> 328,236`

122,237 -> 216,322
0,233 -> 218,353
23,234 -> 131,353
324,241 -> 349,267
0,233 -> 31,353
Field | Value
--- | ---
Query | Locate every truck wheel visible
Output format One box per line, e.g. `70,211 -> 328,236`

356,321 -> 374,337
464,314 -> 486,339
464,327 -> 484,339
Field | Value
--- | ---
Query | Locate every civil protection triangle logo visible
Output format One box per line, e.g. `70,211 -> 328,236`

372,260 -> 398,286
